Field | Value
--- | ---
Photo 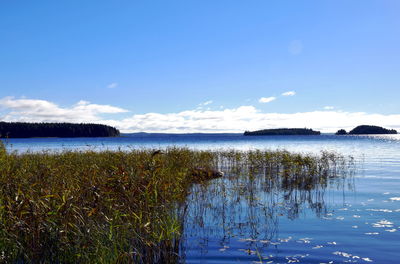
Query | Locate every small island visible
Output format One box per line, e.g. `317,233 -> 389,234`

244,128 -> 321,136
0,122 -> 120,138
335,129 -> 348,135
335,125 -> 397,135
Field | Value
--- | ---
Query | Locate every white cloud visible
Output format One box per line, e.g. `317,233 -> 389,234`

0,97 -> 128,123
2,97 -> 400,133
199,100 -> 213,106
288,40 -> 303,55
259,97 -> 276,103
282,91 -> 296,96
107,82 -> 118,89
112,108 -> 400,133
115,106 -> 260,133
324,106 -> 334,110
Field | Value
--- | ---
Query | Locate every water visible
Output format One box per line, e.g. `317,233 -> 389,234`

2,134 -> 400,263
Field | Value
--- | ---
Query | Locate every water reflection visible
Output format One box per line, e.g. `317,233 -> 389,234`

179,152 -> 354,262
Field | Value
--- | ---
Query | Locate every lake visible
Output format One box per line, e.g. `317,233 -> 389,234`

2,134 -> 400,263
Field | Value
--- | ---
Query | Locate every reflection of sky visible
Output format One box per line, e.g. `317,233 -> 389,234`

181,151 -> 400,263
178,137 -> 400,263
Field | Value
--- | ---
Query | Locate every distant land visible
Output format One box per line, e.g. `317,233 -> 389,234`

123,132 -> 241,137
0,122 -> 120,138
244,128 -> 321,136
335,125 -> 398,135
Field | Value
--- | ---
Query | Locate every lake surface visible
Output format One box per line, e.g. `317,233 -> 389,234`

2,134 -> 400,263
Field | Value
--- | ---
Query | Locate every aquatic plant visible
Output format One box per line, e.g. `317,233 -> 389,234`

0,146 -> 353,263
182,150 -> 354,260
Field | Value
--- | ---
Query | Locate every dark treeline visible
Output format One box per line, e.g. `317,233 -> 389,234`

335,125 -> 397,135
244,128 -> 321,136
0,122 -> 120,138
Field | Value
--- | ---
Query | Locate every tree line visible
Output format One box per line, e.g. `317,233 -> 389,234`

335,125 -> 397,135
0,122 -> 120,138
244,128 -> 321,136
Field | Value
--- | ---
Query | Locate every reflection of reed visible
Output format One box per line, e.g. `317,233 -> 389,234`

180,150 -> 354,260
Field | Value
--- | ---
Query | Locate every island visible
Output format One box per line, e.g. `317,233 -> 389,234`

244,128 -> 321,136
0,122 -> 120,138
335,129 -> 347,135
335,125 -> 397,135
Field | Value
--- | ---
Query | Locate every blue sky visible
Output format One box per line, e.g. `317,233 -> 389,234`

1,1 -> 400,132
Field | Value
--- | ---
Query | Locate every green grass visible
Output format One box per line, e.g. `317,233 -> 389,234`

0,142 -> 352,263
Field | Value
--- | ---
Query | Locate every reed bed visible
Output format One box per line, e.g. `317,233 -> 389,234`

0,142 -> 352,263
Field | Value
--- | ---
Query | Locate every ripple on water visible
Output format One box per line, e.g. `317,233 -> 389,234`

372,220 -> 394,228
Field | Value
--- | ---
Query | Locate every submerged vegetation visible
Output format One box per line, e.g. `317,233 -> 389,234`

0,141 -> 353,263
244,128 -> 321,136
0,122 -> 120,138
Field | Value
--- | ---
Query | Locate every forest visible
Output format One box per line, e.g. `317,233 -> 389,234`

335,125 -> 397,135
0,122 -> 120,138
244,128 -> 321,136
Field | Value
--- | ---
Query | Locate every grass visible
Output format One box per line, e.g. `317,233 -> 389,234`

0,142 -> 353,263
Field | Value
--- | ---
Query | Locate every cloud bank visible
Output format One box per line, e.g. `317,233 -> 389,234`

114,108 -> 400,133
1,97 -> 400,133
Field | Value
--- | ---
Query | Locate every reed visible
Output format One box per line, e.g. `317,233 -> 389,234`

0,142 -> 352,263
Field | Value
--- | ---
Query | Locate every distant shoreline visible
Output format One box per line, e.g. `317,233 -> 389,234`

244,128 -> 321,136
0,122 -> 120,138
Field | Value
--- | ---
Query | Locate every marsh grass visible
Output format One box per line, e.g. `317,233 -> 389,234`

0,142 -> 353,263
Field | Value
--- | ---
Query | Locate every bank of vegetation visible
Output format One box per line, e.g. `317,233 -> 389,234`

335,125 -> 397,135
0,142 -> 352,263
244,128 -> 321,136
0,122 -> 120,138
